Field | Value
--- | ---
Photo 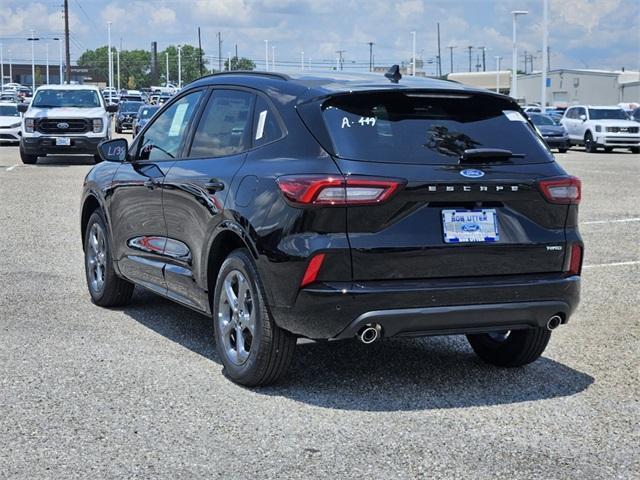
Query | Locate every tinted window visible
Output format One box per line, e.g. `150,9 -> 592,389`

315,91 -> 552,165
588,108 -> 627,120
253,96 -> 284,147
530,114 -> 555,126
188,90 -> 254,158
564,108 -> 575,119
576,107 -> 586,117
32,89 -> 101,108
138,91 -> 202,161
137,106 -> 160,119
119,101 -> 143,113
0,105 -> 19,116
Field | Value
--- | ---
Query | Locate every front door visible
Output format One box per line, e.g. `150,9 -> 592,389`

109,90 -> 205,293
162,88 -> 256,311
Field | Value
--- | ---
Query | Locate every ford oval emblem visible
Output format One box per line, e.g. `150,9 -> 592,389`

460,169 -> 485,178
57,122 -> 69,129
462,223 -> 481,232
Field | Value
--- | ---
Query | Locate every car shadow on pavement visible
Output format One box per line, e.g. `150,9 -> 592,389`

33,155 -> 96,166
124,289 -> 594,412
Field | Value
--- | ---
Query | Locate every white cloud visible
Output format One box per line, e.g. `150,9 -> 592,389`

151,6 -> 176,25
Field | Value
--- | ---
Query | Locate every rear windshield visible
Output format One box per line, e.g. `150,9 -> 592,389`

588,109 -> 627,120
32,89 -> 101,108
529,114 -> 556,126
319,91 -> 552,164
138,106 -> 159,119
120,101 -> 143,113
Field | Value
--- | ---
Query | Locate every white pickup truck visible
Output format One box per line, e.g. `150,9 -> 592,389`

18,84 -> 117,164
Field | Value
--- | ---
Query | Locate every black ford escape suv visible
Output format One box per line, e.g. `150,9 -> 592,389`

81,70 -> 582,386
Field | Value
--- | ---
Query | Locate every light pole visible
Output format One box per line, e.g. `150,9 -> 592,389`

511,10 -> 528,100
177,46 -> 182,88
8,49 -> 12,85
116,47 -> 120,91
301,50 -> 304,71
495,56 -> 502,93
411,31 -> 416,76
45,41 -> 50,84
541,0 -> 549,107
107,21 -> 113,101
271,45 -> 275,71
264,40 -> 268,71
54,37 -> 62,84
0,43 -> 3,92
28,30 -> 39,92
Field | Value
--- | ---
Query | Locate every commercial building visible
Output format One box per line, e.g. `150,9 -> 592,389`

0,62 -> 94,86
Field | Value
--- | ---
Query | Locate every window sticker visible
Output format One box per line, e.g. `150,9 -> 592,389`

503,110 -> 527,122
255,110 -> 267,140
169,103 -> 189,136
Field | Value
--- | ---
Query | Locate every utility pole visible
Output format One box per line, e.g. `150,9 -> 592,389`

368,42 -> 374,72
411,31 -> 416,76
301,50 -> 304,71
437,23 -> 442,77
9,49 -> 13,84
217,32 -> 222,71
165,52 -> 169,85
447,46 -> 456,74
541,0 -> 549,106
478,46 -> 486,71
264,40 -> 269,71
45,42 -> 50,84
336,50 -> 346,71
107,22 -> 112,100
467,46 -> 473,72
235,44 -> 238,69
0,44 -> 3,92
272,45 -> 276,71
177,46 -> 182,87
29,30 -> 37,92
197,27 -> 203,75
64,0 -> 71,84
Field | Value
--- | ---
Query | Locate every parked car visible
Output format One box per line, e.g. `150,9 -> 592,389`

0,92 -> 21,103
18,84 -> 117,164
132,104 -> 160,136
83,70 -> 582,386
0,102 -> 22,144
529,113 -> 570,153
115,101 -> 144,133
631,107 -> 640,123
523,105 -> 543,113
561,105 -> 640,153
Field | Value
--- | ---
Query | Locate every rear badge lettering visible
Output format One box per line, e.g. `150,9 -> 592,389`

427,185 -> 520,192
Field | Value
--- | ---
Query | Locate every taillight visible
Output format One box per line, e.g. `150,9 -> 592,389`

300,253 -> 325,287
25,118 -> 35,133
538,176 -> 581,204
277,175 -> 403,206
567,243 -> 583,275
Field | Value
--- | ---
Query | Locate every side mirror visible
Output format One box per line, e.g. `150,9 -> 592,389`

98,138 -> 128,162
17,103 -> 28,113
106,104 -> 119,113
579,114 -> 586,121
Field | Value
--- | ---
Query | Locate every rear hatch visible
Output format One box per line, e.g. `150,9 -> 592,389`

299,89 -> 572,280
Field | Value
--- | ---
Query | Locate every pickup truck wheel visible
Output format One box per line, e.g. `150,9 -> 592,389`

604,147 -> 613,153
84,211 -> 134,307
631,147 -> 640,154
115,126 -> 122,134
584,132 -> 597,153
20,149 -> 38,164
466,327 -> 551,367
213,249 -> 296,386
558,148 -> 568,153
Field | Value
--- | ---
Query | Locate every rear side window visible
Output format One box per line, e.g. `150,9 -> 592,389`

189,89 -> 254,158
314,91 -> 553,165
252,96 -> 284,147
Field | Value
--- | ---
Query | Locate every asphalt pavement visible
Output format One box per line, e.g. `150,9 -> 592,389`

0,144 -> 638,479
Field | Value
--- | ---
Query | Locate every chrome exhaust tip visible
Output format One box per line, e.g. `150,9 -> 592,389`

547,315 -> 562,331
358,324 -> 381,344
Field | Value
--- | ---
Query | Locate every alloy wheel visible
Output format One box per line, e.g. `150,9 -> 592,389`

86,222 -> 107,293
217,270 -> 256,365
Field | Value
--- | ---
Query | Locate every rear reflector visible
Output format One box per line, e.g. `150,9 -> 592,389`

277,175 -> 403,206
538,176 -> 581,204
568,243 -> 583,275
300,253 -> 326,287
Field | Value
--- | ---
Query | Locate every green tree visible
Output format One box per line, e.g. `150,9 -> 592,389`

160,45 -> 208,86
224,56 -> 256,71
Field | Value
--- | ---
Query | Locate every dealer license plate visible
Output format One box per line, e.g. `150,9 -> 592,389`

442,209 -> 499,243
55,137 -> 71,146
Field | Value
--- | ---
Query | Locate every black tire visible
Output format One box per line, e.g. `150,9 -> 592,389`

558,148 -> 568,153
93,154 -> 103,164
20,148 -> 38,164
115,126 -> 122,134
466,327 -> 551,367
213,249 -> 296,386
604,147 -> 613,153
584,132 -> 597,153
84,210 -> 134,307
631,147 -> 640,154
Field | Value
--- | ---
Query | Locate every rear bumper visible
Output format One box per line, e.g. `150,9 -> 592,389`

20,136 -> 105,155
544,136 -> 570,149
271,273 -> 580,339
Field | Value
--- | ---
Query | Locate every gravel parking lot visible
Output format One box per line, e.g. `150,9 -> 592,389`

0,145 -> 638,479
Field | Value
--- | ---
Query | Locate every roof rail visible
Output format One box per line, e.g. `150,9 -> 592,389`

196,70 -> 290,82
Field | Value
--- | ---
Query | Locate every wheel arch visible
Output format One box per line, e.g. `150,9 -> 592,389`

80,193 -> 102,250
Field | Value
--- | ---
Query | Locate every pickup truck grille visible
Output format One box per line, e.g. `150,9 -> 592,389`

37,118 -> 90,134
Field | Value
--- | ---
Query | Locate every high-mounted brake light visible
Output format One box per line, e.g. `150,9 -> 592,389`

538,176 -> 581,204
277,175 -> 403,206
567,243 -> 583,276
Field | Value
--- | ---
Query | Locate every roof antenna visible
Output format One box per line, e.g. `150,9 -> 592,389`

384,65 -> 402,83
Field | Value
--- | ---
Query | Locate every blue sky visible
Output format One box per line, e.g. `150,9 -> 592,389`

1,0 -> 639,73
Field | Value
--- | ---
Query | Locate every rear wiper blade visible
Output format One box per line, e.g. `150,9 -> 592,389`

459,148 -> 525,163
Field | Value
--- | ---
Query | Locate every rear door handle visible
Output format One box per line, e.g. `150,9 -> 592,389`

204,180 -> 225,192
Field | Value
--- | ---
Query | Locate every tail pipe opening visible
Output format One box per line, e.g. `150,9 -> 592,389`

358,324 -> 382,344
547,314 -> 562,331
